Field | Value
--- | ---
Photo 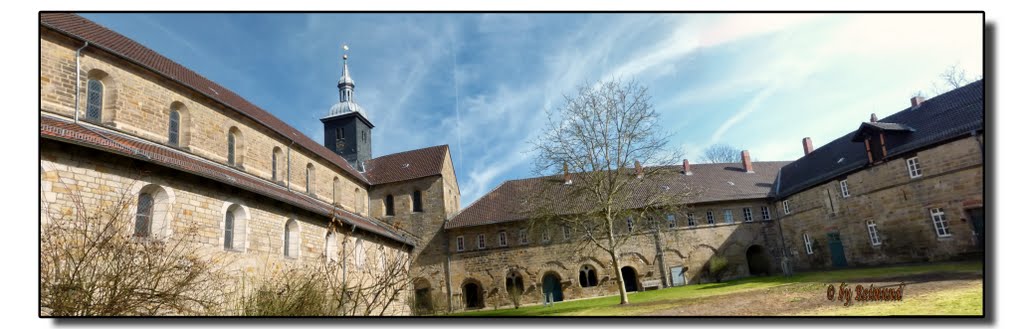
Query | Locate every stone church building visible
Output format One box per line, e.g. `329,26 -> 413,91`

38,14 -> 984,315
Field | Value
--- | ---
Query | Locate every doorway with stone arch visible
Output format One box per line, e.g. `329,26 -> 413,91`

462,279 -> 485,310
541,272 -> 563,302
746,244 -> 772,276
620,266 -> 639,292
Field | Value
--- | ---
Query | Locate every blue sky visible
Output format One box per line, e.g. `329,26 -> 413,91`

81,13 -> 982,207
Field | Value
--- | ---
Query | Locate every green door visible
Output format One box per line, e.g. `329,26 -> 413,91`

542,274 -> 563,302
827,232 -> 848,267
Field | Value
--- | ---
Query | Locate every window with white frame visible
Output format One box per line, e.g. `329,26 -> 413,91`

456,236 -> 465,252
706,211 -> 715,224
723,210 -> 734,224
761,206 -> 772,220
930,208 -> 951,237
562,225 -> 571,240
667,214 -> 677,228
687,213 -> 696,227
907,157 -> 923,178
477,234 -> 486,249
840,180 -> 850,198
803,233 -> 814,255
783,200 -> 791,214
626,216 -> 635,232
519,228 -> 528,245
498,231 -> 508,247
743,208 -> 753,222
866,220 -> 881,246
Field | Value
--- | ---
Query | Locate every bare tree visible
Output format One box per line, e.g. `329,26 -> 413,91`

930,63 -> 981,96
40,173 -> 232,316
527,79 -> 696,305
699,143 -> 742,164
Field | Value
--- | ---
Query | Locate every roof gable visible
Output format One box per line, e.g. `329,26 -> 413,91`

364,145 -> 450,185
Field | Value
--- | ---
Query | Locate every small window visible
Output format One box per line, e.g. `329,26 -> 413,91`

498,231 -> 508,247
783,200 -> 791,215
723,210 -> 734,224
839,180 -> 850,198
355,239 -> 365,268
579,265 -> 598,288
477,234 -> 486,249
542,228 -> 550,242
325,232 -> 338,262
519,228 -> 528,245
226,132 -> 236,166
803,233 -> 814,255
412,190 -> 423,212
706,211 -> 715,225
168,110 -> 180,146
456,236 -> 465,252
378,248 -> 387,271
866,220 -> 881,246
134,193 -> 154,238
687,213 -> 696,227
284,219 -> 299,258
761,206 -> 772,221
646,217 -> 656,231
562,225 -> 571,240
86,79 -> 103,123
332,177 -> 341,205
305,163 -> 315,195
930,208 -> 951,237
907,157 -> 923,178
385,194 -> 395,216
626,216 -> 635,232
361,130 -> 367,142
667,214 -> 677,228
742,208 -> 753,222
271,150 -> 279,181
224,210 -> 235,250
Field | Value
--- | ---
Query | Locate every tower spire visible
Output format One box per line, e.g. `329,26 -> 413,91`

339,44 -> 355,102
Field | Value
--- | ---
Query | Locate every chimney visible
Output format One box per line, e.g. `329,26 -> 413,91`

741,150 -> 753,173
562,162 -> 571,185
911,96 -> 925,109
683,159 -> 692,175
635,160 -> 644,179
870,113 -> 878,123
802,137 -> 814,155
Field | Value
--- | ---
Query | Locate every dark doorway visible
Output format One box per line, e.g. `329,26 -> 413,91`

413,279 -> 432,313
967,208 -> 984,249
463,282 -> 484,309
827,232 -> 848,267
621,266 -> 639,292
506,271 -> 525,295
746,245 -> 772,276
541,273 -> 563,302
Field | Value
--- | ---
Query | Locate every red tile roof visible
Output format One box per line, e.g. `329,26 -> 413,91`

445,161 -> 789,229
39,13 -> 370,185
40,114 -> 415,247
364,145 -> 449,185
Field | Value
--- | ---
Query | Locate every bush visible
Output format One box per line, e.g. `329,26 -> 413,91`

709,255 -> 730,283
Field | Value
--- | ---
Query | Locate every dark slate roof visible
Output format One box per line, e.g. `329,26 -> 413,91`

446,161 -> 789,229
40,13 -> 370,185
775,79 -> 984,198
40,115 -> 415,247
364,145 -> 450,185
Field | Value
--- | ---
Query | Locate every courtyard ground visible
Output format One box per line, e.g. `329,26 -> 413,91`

454,261 -> 983,316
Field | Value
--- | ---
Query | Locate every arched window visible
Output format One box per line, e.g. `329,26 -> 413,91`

284,219 -> 300,258
134,192 -> 154,237
85,79 -> 103,123
325,232 -> 338,262
579,265 -> 598,287
168,109 -> 180,146
227,132 -> 236,166
354,239 -> 366,269
412,190 -> 423,213
305,163 -> 315,195
385,194 -> 395,216
378,246 -> 388,271
223,204 -> 247,251
333,177 -> 341,205
505,271 -> 525,295
271,147 -> 283,182
354,188 -> 363,213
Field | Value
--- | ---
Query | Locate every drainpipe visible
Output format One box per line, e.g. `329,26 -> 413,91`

73,41 -> 89,123
286,140 -> 295,191
444,232 -> 454,312
775,205 -> 792,276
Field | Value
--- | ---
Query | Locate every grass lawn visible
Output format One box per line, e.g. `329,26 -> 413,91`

454,261 -> 982,316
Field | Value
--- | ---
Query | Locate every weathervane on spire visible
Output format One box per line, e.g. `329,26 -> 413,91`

342,43 -> 349,61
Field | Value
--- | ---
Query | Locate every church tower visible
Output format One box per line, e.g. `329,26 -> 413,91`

321,46 -> 373,170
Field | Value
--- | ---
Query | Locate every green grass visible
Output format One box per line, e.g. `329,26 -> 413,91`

454,261 -> 982,316
798,282 -> 983,316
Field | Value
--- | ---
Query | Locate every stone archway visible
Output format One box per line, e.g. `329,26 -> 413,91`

746,245 -> 772,276
462,280 -> 485,310
620,266 -> 639,292
541,272 -> 564,302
